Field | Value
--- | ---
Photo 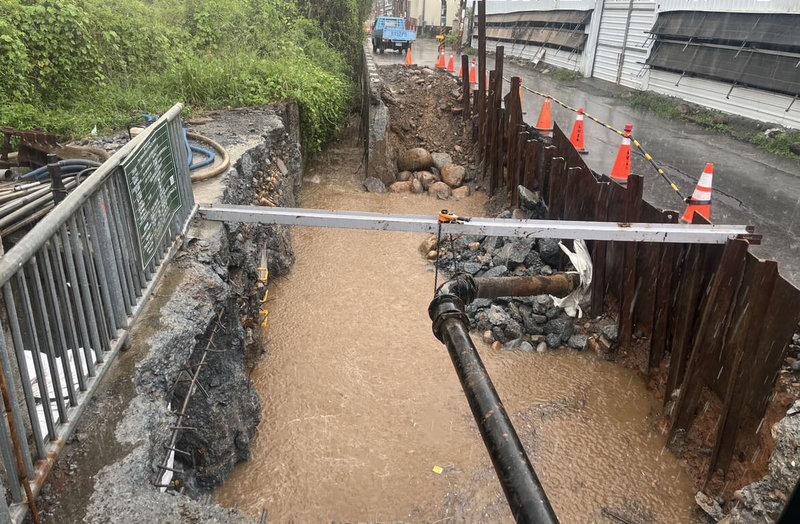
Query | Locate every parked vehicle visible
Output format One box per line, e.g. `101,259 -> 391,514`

371,16 -> 416,54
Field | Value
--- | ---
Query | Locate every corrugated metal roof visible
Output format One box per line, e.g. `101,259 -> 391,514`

486,10 -> 593,25
658,0 -> 800,14
651,11 -> 800,49
487,26 -> 588,50
648,41 -> 799,95
486,0 -> 598,15
481,37 -> 584,72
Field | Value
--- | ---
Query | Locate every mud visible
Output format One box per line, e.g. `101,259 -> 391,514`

213,101 -> 700,521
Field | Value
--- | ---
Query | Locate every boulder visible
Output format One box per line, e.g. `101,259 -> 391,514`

431,152 -> 453,171
544,318 -> 574,342
602,324 -> 619,342
410,178 -> 424,194
396,170 -> 413,182
417,170 -> 440,190
791,142 -> 800,156
419,234 -> 438,255
428,181 -> 452,200
398,148 -> 433,171
495,238 -> 536,265
389,181 -> 413,193
487,305 -> 512,326
452,185 -> 470,199
537,237 -> 561,266
363,176 -> 387,193
481,265 -> 507,278
546,333 -> 562,349
462,262 -> 482,275
441,164 -> 466,188
567,334 -> 588,350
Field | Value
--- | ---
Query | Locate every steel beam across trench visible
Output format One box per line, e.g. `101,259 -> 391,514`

197,203 -> 757,245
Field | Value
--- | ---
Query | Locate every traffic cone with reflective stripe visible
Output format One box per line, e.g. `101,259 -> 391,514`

682,163 -> 714,223
405,45 -> 413,66
610,124 -> 633,186
446,52 -> 454,72
436,49 -> 446,69
570,108 -> 587,154
535,96 -> 553,135
469,57 -> 477,90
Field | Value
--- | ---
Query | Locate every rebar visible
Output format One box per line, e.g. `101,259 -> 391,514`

155,310 -> 224,490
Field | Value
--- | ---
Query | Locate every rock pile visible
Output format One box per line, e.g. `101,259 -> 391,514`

423,187 -> 617,353
365,146 -> 474,200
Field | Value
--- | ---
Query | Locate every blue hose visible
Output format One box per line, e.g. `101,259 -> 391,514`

182,128 -> 216,170
20,159 -> 102,181
182,128 -> 193,166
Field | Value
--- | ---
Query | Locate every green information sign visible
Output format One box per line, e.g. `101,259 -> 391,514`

121,121 -> 182,269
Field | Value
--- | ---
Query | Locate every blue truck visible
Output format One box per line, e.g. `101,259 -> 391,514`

371,16 -> 416,54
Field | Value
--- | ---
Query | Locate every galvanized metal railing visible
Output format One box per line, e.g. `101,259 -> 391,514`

0,103 -> 195,523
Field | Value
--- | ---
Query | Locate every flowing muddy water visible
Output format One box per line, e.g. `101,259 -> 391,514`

214,137 -> 699,522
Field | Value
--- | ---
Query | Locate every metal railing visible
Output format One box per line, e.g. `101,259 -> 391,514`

0,103 -> 195,523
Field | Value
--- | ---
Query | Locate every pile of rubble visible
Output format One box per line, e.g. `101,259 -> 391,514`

422,185 -> 620,354
364,146 -> 473,199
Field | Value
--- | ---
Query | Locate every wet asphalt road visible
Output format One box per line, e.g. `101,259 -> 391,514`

374,39 -> 800,287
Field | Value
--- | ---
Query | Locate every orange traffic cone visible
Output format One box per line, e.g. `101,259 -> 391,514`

610,124 -> 633,186
535,96 -> 553,135
405,45 -> 413,66
436,49 -> 446,69
469,57 -> 477,90
682,163 -> 714,223
446,52 -> 454,72
485,71 -> 489,92
570,108 -> 587,154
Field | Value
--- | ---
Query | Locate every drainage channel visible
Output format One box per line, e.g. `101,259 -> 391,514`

212,137 -> 699,522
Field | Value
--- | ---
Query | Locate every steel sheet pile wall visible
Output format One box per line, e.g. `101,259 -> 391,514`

472,45 -> 800,491
0,104 -> 196,523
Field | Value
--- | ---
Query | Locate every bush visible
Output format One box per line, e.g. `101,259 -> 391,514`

0,0 -> 365,154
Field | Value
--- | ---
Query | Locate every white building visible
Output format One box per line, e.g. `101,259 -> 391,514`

474,0 -> 800,129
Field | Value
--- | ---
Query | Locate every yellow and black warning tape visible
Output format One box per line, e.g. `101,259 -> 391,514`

502,76 -> 688,203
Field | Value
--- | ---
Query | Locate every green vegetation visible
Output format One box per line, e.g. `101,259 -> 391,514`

0,0 -> 372,153
551,69 -> 583,82
629,92 -> 800,159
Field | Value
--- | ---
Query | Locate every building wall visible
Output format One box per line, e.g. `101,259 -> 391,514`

657,0 -> 800,13
485,0 -> 598,14
648,69 -> 800,129
473,0 -> 800,128
408,0 -> 463,28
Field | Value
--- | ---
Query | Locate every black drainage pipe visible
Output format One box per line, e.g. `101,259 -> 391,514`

429,285 -> 559,524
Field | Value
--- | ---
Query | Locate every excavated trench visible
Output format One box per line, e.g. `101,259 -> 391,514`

37,61 -> 798,523
209,117 -> 702,522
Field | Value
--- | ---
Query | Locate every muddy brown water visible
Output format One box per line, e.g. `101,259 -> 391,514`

214,139 -> 699,522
